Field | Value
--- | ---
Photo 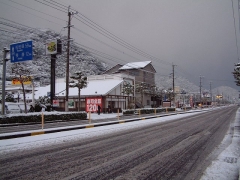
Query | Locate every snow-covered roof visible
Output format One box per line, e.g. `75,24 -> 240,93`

68,79 -> 123,96
31,79 -> 123,98
119,61 -> 151,70
33,86 -> 51,98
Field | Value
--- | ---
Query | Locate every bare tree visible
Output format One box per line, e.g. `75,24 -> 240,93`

122,81 -> 134,109
69,71 -> 88,111
11,63 -> 32,113
135,82 -> 148,106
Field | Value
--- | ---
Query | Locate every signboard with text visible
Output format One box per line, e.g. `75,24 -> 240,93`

52,100 -> 59,107
86,97 -> 102,112
12,76 -> 32,85
46,40 -> 57,55
10,40 -> 33,63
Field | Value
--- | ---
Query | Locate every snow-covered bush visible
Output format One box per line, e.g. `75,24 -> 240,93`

122,107 -> 176,115
0,112 -> 87,124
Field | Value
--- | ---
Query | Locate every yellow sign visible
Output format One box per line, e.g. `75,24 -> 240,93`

46,40 -> 57,55
216,95 -> 223,99
12,77 -> 32,85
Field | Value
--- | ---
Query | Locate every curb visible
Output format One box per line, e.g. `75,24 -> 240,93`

0,110 -> 205,140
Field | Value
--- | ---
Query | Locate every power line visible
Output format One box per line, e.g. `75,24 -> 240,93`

6,0 -> 172,71
31,0 -> 171,66
42,0 -> 67,11
0,16 -> 170,81
73,14 -> 171,66
72,26 -> 171,73
49,0 -> 68,8
73,41 -> 169,79
0,18 -> 60,43
231,0 -> 240,62
0,1 -> 64,28
72,26 -> 145,63
8,0 -> 66,22
3,0 -> 160,67
34,0 -> 67,13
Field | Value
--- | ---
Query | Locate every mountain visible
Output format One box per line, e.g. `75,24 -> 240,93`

0,29 -> 239,102
0,28 -> 108,83
156,76 -> 199,92
212,86 -> 239,102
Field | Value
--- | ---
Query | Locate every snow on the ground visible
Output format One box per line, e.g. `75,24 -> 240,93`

200,109 -> 240,180
0,107 -> 239,179
0,110 -> 204,153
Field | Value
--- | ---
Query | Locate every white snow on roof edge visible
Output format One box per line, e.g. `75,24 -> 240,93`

119,61 -> 151,70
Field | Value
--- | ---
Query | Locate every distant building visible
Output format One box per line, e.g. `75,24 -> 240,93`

30,74 -> 135,112
104,61 -> 157,107
3,61 -> 159,111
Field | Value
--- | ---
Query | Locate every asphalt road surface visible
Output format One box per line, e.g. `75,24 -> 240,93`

0,106 -> 238,180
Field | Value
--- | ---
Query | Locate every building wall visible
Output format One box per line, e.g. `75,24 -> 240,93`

104,63 -> 157,108
118,64 -> 155,87
103,64 -> 123,74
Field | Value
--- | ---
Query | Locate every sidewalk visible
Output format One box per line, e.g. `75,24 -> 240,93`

0,109 -> 205,140
88,112 -> 123,121
0,111 -> 181,140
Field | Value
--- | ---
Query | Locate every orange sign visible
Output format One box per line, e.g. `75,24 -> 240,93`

12,77 -> 32,85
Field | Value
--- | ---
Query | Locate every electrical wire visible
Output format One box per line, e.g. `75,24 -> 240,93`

0,2 -> 197,86
231,0 -> 240,62
32,0 -> 171,66
34,0 -> 67,13
73,14 -> 171,66
0,1 -> 64,28
41,0 -> 68,11
8,0 -> 66,22
6,0 -> 172,74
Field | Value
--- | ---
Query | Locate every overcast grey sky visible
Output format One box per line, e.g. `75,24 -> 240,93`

0,0 -> 239,90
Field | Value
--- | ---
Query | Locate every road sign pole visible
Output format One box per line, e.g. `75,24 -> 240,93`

50,54 -> 56,107
1,47 -> 9,115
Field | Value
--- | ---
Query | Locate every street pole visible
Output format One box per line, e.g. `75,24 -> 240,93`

50,54 -> 56,107
1,47 -> 10,115
172,63 -> 176,107
32,78 -> 35,107
210,82 -> 212,105
199,75 -> 203,105
65,6 -> 72,112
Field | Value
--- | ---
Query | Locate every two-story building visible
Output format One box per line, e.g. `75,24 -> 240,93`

103,61 -> 157,107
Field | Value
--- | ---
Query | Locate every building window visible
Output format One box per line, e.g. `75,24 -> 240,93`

129,70 -> 139,76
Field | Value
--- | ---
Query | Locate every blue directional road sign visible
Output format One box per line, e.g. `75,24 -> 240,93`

10,40 -> 33,63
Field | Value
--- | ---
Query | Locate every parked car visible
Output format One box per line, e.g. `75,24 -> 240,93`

0,103 -> 22,114
0,104 -> 8,114
17,103 -> 30,113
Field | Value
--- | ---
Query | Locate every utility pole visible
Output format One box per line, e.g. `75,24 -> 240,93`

1,47 -> 10,115
209,82 -> 212,104
199,75 -> 203,105
65,6 -> 73,112
172,63 -> 176,107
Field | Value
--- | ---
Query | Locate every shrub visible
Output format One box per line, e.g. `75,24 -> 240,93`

122,107 -> 176,115
0,112 -> 87,124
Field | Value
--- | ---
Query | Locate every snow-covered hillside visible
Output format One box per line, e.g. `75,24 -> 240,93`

0,29 -> 239,102
0,28 -> 108,83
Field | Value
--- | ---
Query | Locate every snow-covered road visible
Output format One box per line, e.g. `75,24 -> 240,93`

0,107 -> 239,179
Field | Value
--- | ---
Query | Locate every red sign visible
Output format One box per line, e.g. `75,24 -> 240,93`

86,97 -> 102,112
52,100 -> 59,107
